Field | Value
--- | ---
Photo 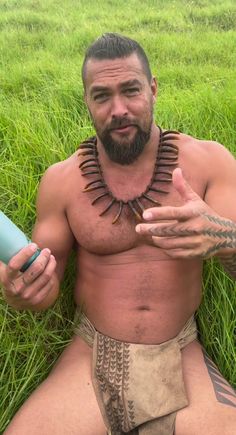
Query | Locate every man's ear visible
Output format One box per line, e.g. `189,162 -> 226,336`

151,77 -> 158,103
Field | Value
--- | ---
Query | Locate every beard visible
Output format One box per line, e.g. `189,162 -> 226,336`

94,114 -> 153,165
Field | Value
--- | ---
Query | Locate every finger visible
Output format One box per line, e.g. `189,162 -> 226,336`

136,221 -> 175,235
29,254 -> 56,293
8,280 -> 19,296
154,247 -> 197,259
21,248 -> 51,285
20,280 -> 54,307
172,168 -> 200,202
20,255 -> 56,301
7,249 -> 52,297
142,204 -> 195,222
151,235 -> 201,250
7,243 -> 39,281
136,222 -> 200,237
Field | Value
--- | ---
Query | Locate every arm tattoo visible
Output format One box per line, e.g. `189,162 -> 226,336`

203,352 -> 236,408
202,214 -> 236,278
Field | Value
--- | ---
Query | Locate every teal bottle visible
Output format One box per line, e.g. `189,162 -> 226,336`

0,211 -> 40,272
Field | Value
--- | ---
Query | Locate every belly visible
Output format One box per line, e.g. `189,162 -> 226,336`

74,246 -> 203,343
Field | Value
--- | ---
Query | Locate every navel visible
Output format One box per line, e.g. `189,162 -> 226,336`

137,305 -> 151,311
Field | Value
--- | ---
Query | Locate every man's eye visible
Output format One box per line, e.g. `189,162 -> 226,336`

125,87 -> 140,95
93,94 -> 108,102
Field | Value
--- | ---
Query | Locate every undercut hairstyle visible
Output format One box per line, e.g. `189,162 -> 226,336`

82,33 -> 152,88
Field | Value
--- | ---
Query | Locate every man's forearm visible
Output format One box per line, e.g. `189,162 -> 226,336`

203,215 -> 236,280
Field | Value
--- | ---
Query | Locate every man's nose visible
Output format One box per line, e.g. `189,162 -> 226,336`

111,95 -> 128,118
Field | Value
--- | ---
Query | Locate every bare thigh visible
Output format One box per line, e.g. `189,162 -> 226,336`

4,336 -> 107,435
175,340 -> 236,435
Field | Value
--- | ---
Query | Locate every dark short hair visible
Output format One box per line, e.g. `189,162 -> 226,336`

82,33 -> 152,88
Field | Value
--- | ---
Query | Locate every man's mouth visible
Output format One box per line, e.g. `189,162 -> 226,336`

111,124 -> 135,133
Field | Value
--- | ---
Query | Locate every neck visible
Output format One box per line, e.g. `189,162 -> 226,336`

96,123 -> 160,172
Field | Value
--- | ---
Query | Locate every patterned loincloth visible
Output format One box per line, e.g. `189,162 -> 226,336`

73,311 -> 198,435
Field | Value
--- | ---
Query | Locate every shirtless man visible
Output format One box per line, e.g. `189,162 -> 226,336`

1,33 -> 236,434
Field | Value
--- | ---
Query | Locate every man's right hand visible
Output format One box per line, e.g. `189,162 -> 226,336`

0,243 -> 57,310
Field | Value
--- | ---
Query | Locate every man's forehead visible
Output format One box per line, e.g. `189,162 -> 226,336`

84,54 -> 147,89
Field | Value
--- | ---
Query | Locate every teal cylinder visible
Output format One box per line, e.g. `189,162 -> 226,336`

0,211 -> 40,272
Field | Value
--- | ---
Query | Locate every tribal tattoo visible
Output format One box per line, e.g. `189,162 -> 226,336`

203,352 -> 236,408
203,214 -> 236,278
148,213 -> 236,278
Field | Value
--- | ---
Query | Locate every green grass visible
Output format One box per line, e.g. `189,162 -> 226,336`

0,0 -> 236,431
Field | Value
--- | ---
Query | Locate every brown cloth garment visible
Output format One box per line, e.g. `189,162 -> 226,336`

73,311 -> 198,435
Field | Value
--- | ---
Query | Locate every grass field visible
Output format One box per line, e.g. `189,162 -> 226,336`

0,0 -> 236,431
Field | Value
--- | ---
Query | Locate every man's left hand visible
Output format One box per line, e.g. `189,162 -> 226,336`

136,168 -> 236,259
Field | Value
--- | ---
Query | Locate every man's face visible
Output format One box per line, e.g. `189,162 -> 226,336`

84,53 -> 157,165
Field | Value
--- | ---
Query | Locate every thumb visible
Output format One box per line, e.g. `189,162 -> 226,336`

172,168 -> 200,202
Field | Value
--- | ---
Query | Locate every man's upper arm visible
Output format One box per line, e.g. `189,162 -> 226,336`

32,163 -> 75,282
204,142 -> 236,223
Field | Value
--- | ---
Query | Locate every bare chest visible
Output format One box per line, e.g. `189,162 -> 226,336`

66,167 -> 206,255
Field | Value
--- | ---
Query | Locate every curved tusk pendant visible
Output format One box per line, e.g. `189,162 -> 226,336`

161,130 -> 180,136
148,187 -> 168,194
99,199 -> 116,216
135,198 -> 145,212
81,170 -> 100,176
142,194 -> 161,205
79,158 -> 96,168
112,202 -> 123,224
83,184 -> 106,193
128,201 -> 142,221
79,144 -> 96,150
92,192 -> 109,205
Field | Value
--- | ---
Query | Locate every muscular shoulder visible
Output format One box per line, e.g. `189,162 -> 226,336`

37,152 -> 80,212
178,132 -> 235,180
43,152 -> 78,183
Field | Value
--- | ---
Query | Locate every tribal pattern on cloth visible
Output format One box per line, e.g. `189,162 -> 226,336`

74,312 -> 198,434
